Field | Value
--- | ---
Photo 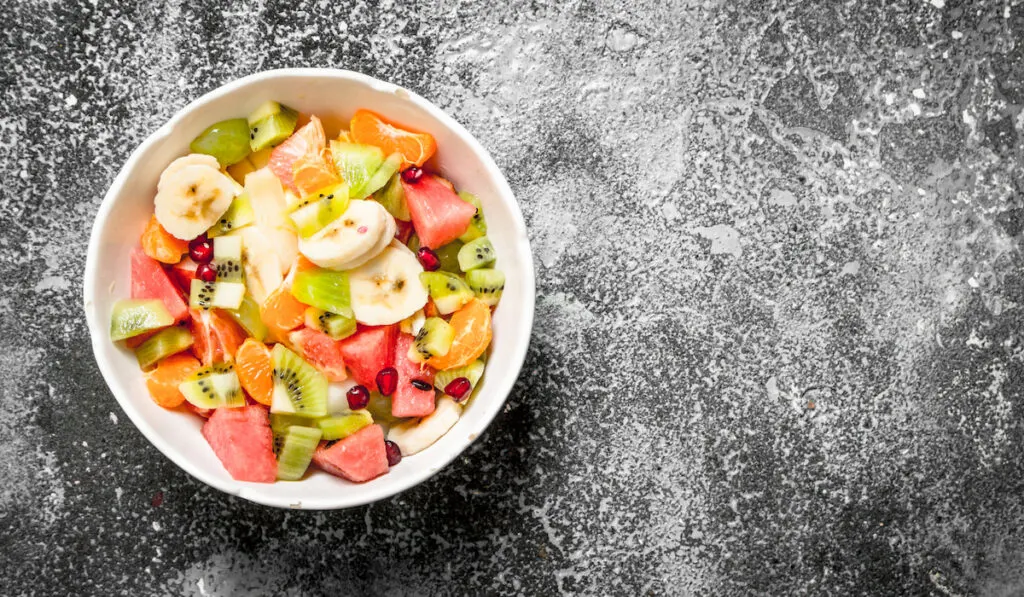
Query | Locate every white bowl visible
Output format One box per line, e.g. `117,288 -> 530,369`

82,69 -> 535,509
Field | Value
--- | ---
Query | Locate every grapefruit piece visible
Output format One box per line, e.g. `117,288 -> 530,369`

268,116 -> 327,193
131,247 -> 189,322
202,405 -> 277,483
191,308 -> 248,365
145,353 -> 201,408
392,334 -> 436,418
401,176 -> 477,249
312,424 -> 389,483
336,325 -> 398,387
235,339 -> 274,406
349,110 -> 436,169
291,149 -> 341,197
288,327 -> 348,382
426,299 -> 491,370
140,215 -> 188,264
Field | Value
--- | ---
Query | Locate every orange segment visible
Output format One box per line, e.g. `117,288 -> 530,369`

141,215 -> 188,264
146,353 -> 201,408
350,109 -> 437,169
261,286 -> 307,343
235,339 -> 274,406
291,149 -> 340,197
427,298 -> 491,370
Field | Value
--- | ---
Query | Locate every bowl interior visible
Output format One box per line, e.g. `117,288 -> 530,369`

83,70 -> 534,509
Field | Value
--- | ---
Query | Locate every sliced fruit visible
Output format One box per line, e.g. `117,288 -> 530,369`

244,168 -> 297,276
325,380 -> 358,414
434,359 -> 485,394
206,192 -> 256,237
190,118 -> 252,167
317,411 -> 374,440
427,298 -> 492,370
435,240 -> 464,273
392,334 -> 436,418
202,405 -> 277,483
347,241 -> 428,326
268,116 -> 327,195
291,267 -> 352,317
329,140 -> 384,198
418,271 -> 474,315
135,325 -> 193,370
387,396 -> 462,456
366,392 -> 404,428
362,153 -> 402,198
305,307 -> 357,340
248,101 -> 299,152
231,227 -> 284,305
155,155 -> 237,240
212,235 -> 245,283
110,299 -> 173,341
191,308 -> 248,365
189,279 -> 246,311
312,423 -> 389,483
288,184 -> 350,238
336,325 -> 398,387
375,172 -> 411,221
270,344 -> 328,417
275,425 -> 322,481
226,156 -> 257,185
350,109 -> 436,169
465,268 -> 505,307
402,175 -> 477,249
458,237 -> 496,272
145,353 -> 202,408
141,215 -> 189,264
261,285 -> 307,343
297,199 -> 390,270
292,150 -> 341,197
225,293 -> 268,341
178,363 -> 245,409
235,338 -> 274,406
288,327 -> 348,382
399,308 -> 426,336
131,247 -> 189,322
408,317 -> 454,363
457,192 -> 487,242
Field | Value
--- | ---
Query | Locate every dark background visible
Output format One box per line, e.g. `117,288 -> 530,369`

3,0 -> 1024,595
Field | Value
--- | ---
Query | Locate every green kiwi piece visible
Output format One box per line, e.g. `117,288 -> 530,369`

465,268 -> 505,307
418,272 -> 474,315
434,360 -> 486,393
189,118 -> 252,167
110,299 -> 174,341
366,392 -> 406,428
248,101 -> 299,152
226,293 -> 268,341
134,325 -> 193,370
291,268 -> 352,318
270,344 -> 328,418
207,192 -> 255,237
435,241 -> 464,273
409,317 -> 455,362
360,153 -> 402,199
457,192 -> 487,243
288,184 -> 350,238
317,411 -> 373,441
276,425 -> 323,481
212,236 -> 245,283
178,363 -> 245,409
329,141 -> 385,198
375,172 -> 411,221
407,233 -> 420,252
457,237 -> 496,272
304,307 -> 356,340
189,279 -> 246,311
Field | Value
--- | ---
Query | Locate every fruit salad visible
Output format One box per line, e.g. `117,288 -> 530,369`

109,101 -> 505,484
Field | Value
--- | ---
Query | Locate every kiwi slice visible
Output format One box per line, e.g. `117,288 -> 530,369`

465,268 -> 504,307
275,425 -> 322,481
110,299 -> 173,341
189,279 -> 246,310
178,363 -> 245,409
288,184 -> 350,238
134,325 -> 193,370
317,411 -> 373,441
361,153 -> 402,198
409,317 -> 455,362
190,118 -> 252,167
207,192 -> 255,237
435,241 -> 464,273
212,236 -> 244,283
304,307 -> 356,340
458,237 -> 496,272
270,344 -> 328,418
366,392 -> 405,428
247,101 -> 299,151
291,268 -> 353,318
330,141 -> 385,198
434,360 -> 485,393
374,172 -> 411,221
407,233 -> 420,252
457,192 -> 487,243
226,293 -> 268,341
418,272 -> 474,315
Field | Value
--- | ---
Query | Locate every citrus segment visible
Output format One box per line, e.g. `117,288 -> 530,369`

141,215 -> 188,264
426,299 -> 491,370
235,338 -> 274,406
350,110 -> 436,169
146,353 -> 202,408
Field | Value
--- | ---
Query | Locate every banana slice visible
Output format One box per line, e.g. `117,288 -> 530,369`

347,240 -> 428,325
297,200 -> 388,270
229,226 -> 284,304
387,396 -> 462,456
244,168 -> 297,275
328,210 -> 396,271
155,158 -> 238,240
157,154 -> 220,191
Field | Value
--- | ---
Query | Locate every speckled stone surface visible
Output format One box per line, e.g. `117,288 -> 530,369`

3,0 -> 1024,594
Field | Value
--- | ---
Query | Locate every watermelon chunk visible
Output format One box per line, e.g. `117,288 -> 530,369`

202,405 -> 277,483
170,258 -> 199,294
392,334 -> 436,418
336,325 -> 398,387
131,247 -> 189,322
401,176 -> 477,249
288,327 -> 348,382
312,424 -> 388,483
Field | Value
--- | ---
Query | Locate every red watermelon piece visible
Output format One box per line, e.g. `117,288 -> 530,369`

131,247 -> 189,322
392,334 -> 436,418
289,327 -> 348,381
313,424 -> 388,483
202,405 -> 277,483
401,176 -> 477,249
336,325 -> 398,387
170,257 -> 199,294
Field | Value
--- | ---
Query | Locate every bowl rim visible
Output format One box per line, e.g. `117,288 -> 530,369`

82,68 -> 535,509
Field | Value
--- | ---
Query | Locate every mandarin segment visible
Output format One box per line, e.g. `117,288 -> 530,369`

146,353 -> 202,408
261,286 -> 308,343
141,215 -> 189,264
350,110 -> 436,169
426,298 -> 491,370
235,339 -> 274,406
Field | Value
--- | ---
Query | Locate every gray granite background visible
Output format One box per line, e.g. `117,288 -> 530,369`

2,0 -> 1024,595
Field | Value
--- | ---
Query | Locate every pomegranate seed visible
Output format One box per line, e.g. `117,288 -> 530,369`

410,379 -> 431,391
385,440 -> 402,467
445,377 -> 472,402
189,241 -> 214,263
196,263 -> 217,282
347,384 -> 370,410
189,233 -> 208,247
417,247 -> 440,271
401,167 -> 424,183
376,367 -> 398,396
